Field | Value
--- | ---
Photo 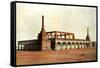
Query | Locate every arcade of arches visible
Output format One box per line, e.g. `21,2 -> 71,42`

55,41 -> 93,50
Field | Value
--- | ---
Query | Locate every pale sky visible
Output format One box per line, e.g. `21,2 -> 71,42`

16,3 -> 96,42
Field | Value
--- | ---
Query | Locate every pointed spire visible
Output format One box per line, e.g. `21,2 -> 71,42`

87,27 -> 89,35
86,27 -> 90,41
42,16 -> 44,30
41,15 -> 46,32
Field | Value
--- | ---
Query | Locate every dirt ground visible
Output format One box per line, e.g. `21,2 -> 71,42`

16,48 -> 97,65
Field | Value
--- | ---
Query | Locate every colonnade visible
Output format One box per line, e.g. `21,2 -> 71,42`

17,44 -> 24,50
55,41 -> 92,50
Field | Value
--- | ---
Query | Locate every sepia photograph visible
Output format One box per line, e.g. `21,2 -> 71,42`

14,2 -> 97,66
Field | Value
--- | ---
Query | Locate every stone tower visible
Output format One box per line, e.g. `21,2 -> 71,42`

38,16 -> 51,51
86,27 -> 91,41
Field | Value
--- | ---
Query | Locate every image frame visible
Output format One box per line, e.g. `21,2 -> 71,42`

10,1 -> 98,67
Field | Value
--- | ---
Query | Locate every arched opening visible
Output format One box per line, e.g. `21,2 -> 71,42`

67,42 -> 71,49
57,42 -> 61,45
79,42 -> 82,48
62,42 -> 66,50
18,44 -> 21,50
16,45 -> 19,50
81,42 -> 85,48
55,42 -> 62,50
71,42 -> 75,49
68,42 -> 71,45
72,42 -> 75,44
75,42 -> 79,49
62,42 -> 66,45
86,43 -> 90,48
22,44 -> 24,50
